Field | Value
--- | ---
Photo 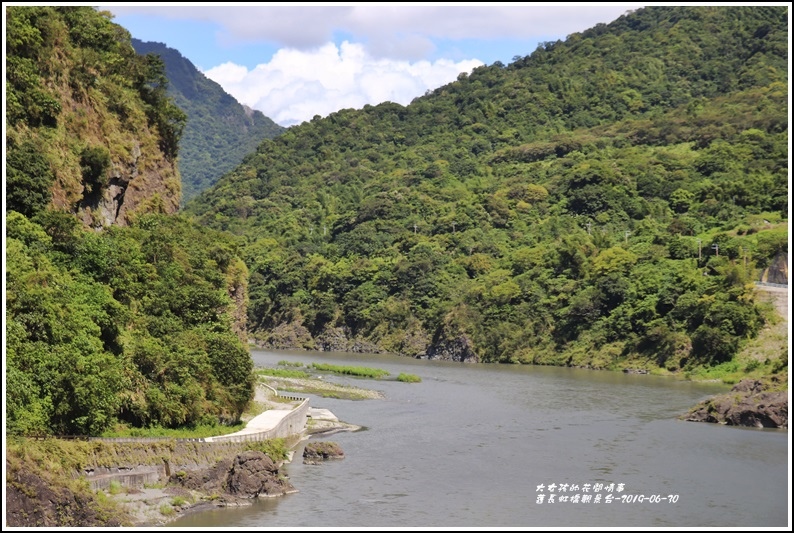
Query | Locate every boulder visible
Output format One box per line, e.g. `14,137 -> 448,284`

303,441 -> 345,464
683,379 -> 788,428
170,451 -> 295,499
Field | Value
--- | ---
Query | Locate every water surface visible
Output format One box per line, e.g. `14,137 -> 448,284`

170,349 -> 789,528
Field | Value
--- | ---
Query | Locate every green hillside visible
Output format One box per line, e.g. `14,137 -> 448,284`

186,6 -> 788,374
6,6 -> 255,437
131,39 -> 286,203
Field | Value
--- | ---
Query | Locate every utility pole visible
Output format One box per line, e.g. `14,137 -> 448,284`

309,226 -> 314,235
697,239 -> 702,261
413,222 -> 418,234
323,225 -> 328,236
624,230 -> 631,244
586,222 -> 592,235
712,243 -> 719,256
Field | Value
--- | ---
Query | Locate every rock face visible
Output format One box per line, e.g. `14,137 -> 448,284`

171,451 -> 295,499
315,326 -> 385,354
303,441 -> 345,465
5,461 -> 126,527
683,379 -> 788,428
759,252 -> 788,285
424,335 -> 480,363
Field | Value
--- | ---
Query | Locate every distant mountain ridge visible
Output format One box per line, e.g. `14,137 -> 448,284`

131,39 -> 286,203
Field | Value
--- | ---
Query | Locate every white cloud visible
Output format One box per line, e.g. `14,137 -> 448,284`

203,41 -> 483,126
105,5 -> 641,60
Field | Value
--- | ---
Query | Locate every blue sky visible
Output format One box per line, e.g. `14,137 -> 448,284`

101,4 -> 643,126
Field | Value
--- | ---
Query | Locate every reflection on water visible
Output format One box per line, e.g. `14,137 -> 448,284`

169,349 -> 788,528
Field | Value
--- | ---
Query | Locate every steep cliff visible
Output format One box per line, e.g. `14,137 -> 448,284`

6,6 -> 184,228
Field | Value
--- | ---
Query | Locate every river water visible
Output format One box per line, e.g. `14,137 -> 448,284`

170,349 -> 789,528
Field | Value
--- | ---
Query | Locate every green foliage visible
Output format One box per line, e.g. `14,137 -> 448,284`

310,363 -> 390,379
256,368 -> 310,379
6,213 -> 255,436
5,6 -> 186,221
396,373 -> 422,383
182,6 -> 786,378
5,139 -> 55,218
277,360 -> 305,367
245,438 -> 289,461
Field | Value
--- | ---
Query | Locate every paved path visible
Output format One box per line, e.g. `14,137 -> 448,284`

203,407 -> 294,442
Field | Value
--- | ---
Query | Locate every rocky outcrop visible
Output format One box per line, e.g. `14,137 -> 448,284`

303,441 -> 345,465
171,451 -> 295,499
6,460 -> 127,527
683,379 -> 788,428
759,252 -> 788,285
315,326 -> 385,354
259,320 -> 314,350
423,335 -> 480,363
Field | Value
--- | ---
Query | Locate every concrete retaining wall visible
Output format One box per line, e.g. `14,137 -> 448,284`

210,398 -> 310,443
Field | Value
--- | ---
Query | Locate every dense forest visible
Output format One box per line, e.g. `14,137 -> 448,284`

187,6 -> 788,372
5,6 -> 254,436
131,39 -> 285,203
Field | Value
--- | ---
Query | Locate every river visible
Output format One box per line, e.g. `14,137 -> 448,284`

170,349 -> 789,528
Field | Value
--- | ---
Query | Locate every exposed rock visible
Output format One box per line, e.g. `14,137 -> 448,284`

315,326 -> 384,354
5,460 -> 127,527
260,320 -> 314,350
227,451 -> 286,498
423,335 -> 480,363
683,379 -> 788,428
303,441 -> 345,464
759,252 -> 788,285
170,451 -> 295,499
623,368 -> 649,374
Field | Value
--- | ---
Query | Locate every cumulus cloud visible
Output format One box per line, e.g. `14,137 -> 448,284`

105,5 -> 640,60
204,41 -> 483,126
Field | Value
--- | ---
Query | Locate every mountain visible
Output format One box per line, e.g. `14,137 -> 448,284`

186,6 -> 788,375
131,39 -> 286,203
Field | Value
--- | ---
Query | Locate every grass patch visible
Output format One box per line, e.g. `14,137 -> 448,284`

108,480 -> 123,495
256,368 -> 311,379
159,503 -> 174,516
170,496 -> 188,507
396,373 -> 422,383
100,422 -> 245,439
261,376 -> 383,400
278,360 -> 305,367
245,438 -> 289,462
310,363 -> 390,379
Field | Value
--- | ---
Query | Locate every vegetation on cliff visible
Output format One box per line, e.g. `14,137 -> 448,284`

5,7 -> 257,437
6,6 -> 185,227
185,6 -> 788,376
131,39 -> 286,203
6,212 -> 254,436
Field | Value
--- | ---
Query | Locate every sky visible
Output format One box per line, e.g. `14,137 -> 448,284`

97,4 -> 645,127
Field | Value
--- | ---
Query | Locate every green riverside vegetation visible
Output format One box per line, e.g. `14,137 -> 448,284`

310,363 -> 391,379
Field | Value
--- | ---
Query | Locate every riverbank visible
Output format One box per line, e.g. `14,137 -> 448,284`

104,384 -> 361,526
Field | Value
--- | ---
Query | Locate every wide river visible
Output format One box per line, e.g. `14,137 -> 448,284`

171,349 -> 789,528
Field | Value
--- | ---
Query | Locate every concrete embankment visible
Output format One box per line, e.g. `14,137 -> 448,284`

83,396 -> 309,491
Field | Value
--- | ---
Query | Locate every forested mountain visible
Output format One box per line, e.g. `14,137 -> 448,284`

131,39 -> 286,203
186,6 -> 788,374
6,7 -> 254,436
